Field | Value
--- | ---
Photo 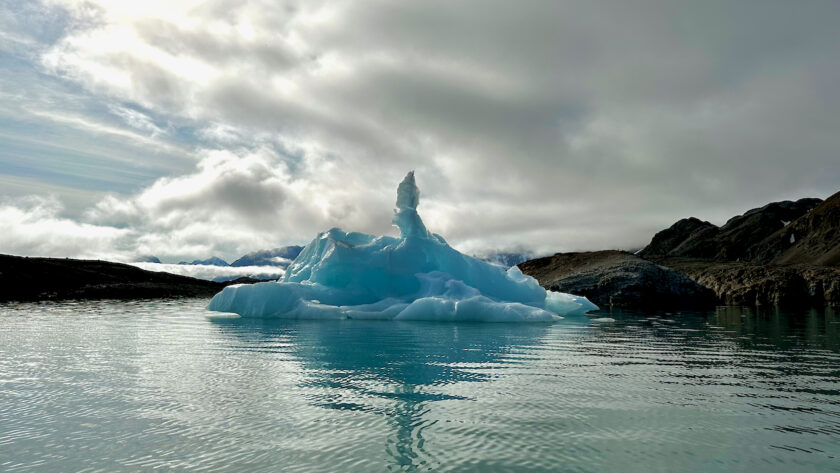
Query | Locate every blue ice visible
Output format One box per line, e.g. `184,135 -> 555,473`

208,172 -> 597,322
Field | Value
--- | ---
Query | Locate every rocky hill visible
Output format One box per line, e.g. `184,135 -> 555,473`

638,193 -> 840,307
0,254 -> 245,302
750,191 -> 840,266
521,192 -> 839,309
639,198 -> 823,262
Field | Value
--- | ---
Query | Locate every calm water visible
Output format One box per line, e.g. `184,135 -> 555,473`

1,300 -> 839,472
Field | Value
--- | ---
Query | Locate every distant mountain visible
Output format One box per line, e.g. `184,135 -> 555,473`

476,252 -> 535,268
136,255 -> 162,264
231,246 -> 304,268
178,256 -> 229,266
212,275 -> 277,283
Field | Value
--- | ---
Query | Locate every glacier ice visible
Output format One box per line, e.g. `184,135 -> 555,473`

208,172 -> 597,322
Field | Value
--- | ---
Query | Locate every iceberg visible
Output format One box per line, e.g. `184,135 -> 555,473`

208,172 -> 597,322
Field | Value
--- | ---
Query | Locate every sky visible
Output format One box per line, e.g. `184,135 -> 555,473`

1,0 -> 838,264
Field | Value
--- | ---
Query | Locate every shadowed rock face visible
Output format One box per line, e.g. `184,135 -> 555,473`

750,191 -> 840,266
518,251 -> 715,308
659,258 -> 840,307
715,198 -> 823,262
638,217 -> 719,260
639,198 -> 823,262
0,254 -> 237,302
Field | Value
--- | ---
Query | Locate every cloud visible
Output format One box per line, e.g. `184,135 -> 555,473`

108,105 -> 166,137
85,145 -> 396,256
0,195 -> 131,260
0,145 -> 396,262
1,0 -> 839,261
0,141 -> 404,263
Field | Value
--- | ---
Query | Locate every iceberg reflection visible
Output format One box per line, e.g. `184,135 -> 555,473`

210,317 -> 552,466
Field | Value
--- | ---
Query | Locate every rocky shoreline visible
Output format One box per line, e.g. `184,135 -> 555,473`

654,258 -> 839,307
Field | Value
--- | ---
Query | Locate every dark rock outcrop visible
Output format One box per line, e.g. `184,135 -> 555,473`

638,217 -> 719,259
518,250 -> 715,308
659,258 -> 840,307
714,198 -> 822,261
639,198 -> 823,262
750,191 -> 840,266
0,254 -> 245,302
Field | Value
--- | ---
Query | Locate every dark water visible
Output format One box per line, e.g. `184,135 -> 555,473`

1,300 -> 839,472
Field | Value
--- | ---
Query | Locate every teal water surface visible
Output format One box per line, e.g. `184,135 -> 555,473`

1,299 -> 839,472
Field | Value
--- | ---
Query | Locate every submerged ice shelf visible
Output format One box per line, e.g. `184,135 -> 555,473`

208,172 -> 597,322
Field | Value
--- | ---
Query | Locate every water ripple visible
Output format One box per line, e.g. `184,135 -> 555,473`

1,301 -> 839,471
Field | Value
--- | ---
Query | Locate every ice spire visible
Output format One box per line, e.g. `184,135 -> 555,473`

393,171 -> 430,239
209,170 -> 598,320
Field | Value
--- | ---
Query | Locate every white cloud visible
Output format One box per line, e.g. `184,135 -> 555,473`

0,145 -> 394,262
0,195 -> 131,260
85,145 -> 396,255
108,105 -> 166,136
27,108 -> 180,157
